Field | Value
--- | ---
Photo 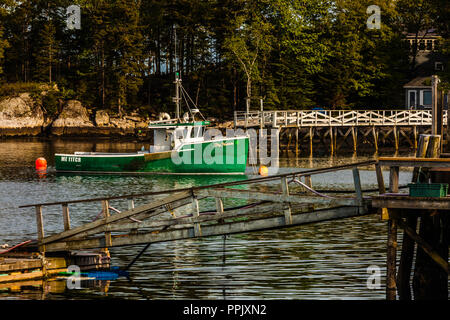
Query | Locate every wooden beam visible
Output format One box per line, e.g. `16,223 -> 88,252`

352,168 -> 363,207
195,188 -> 359,207
62,204 -> 71,231
389,166 -> 399,193
281,177 -> 292,225
386,216 -> 398,300
43,206 -> 368,252
35,205 -> 45,253
102,200 -> 112,247
398,219 -> 448,274
191,196 -> 202,237
371,197 -> 450,210
40,190 -> 192,245
375,164 -> 386,194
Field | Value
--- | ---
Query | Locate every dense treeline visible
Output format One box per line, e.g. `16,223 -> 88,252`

0,0 -> 449,120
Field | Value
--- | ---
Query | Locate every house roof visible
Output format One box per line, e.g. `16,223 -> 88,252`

403,76 -> 432,88
404,28 -> 440,39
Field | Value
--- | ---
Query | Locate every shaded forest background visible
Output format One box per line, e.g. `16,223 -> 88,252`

0,0 -> 449,120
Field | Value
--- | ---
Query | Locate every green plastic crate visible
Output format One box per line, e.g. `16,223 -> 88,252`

407,183 -> 449,197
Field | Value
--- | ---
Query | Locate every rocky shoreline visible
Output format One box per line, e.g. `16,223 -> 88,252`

0,92 -> 235,137
0,93 -> 173,137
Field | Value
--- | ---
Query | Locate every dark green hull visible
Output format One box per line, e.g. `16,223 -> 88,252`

55,138 -> 249,174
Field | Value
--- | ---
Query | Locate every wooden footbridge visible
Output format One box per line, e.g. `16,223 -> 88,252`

234,109 -> 449,154
23,160 -> 376,253
2,135 -> 450,300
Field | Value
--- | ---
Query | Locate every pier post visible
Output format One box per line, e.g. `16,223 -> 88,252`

102,200 -> 112,248
386,165 -> 399,300
295,128 -> 299,156
413,126 -> 418,150
329,127 -> 334,155
192,196 -> 202,237
280,177 -> 292,225
393,126 -> 399,151
387,216 -> 398,300
309,127 -> 313,156
351,127 -> 357,153
397,135 -> 428,300
35,205 -> 45,253
62,204 -> 71,231
352,168 -> 363,208
372,127 -> 378,153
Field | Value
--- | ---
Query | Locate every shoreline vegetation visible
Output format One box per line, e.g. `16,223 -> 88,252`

0,1 -> 448,137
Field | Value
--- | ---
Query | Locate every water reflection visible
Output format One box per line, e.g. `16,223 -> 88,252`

0,137 -> 419,300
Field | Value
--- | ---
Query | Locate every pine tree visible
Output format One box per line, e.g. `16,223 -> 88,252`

34,21 -> 60,82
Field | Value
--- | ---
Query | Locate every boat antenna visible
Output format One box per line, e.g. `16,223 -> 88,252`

173,25 -> 181,122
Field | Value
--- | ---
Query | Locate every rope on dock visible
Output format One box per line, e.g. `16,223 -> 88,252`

291,178 -> 336,199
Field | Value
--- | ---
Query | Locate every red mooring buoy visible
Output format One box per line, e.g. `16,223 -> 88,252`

35,157 -> 47,171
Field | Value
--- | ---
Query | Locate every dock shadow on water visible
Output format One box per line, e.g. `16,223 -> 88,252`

0,137 -> 423,300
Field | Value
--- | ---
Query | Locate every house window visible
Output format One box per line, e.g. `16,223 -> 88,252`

426,40 -> 433,51
408,90 -> 417,108
435,62 -> 444,71
422,90 -> 432,106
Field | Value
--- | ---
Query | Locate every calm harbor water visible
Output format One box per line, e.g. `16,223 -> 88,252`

0,137 -> 416,300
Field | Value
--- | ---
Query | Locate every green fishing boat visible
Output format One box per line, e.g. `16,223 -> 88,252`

55,73 -> 249,174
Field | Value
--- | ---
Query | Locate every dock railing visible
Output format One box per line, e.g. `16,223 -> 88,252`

20,160 -> 377,253
235,109 -> 448,128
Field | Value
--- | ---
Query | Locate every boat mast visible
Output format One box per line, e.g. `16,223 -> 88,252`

173,26 -> 181,122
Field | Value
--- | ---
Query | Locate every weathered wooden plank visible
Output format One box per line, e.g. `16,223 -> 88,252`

35,206 -> 44,241
195,188 -> 358,207
102,200 -> 112,247
375,164 -> 386,194
191,196 -> 202,237
389,166 -> 399,193
386,216 -> 398,300
281,177 -> 292,225
40,190 -> 192,245
352,168 -> 363,207
371,197 -> 450,210
62,204 -> 71,231
378,157 -> 450,168
43,206 -> 368,252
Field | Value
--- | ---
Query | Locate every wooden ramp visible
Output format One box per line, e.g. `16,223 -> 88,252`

19,160 -> 377,253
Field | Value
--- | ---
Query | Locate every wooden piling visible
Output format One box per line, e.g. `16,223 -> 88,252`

386,215 -> 398,300
352,168 -> 363,207
352,127 -> 357,153
62,204 -> 71,231
393,126 -> 399,151
35,205 -> 45,253
102,200 -> 112,248
386,164 -> 399,300
329,127 -> 334,155
192,196 -> 202,237
372,127 -> 378,153
281,177 -> 292,225
397,134 -> 428,300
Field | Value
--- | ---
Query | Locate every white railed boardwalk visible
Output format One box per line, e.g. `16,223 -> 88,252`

234,109 -> 448,128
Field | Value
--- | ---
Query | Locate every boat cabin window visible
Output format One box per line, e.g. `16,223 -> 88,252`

193,126 -> 202,138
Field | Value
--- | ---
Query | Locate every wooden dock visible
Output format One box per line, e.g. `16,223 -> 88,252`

20,160 -> 376,253
2,139 -> 449,299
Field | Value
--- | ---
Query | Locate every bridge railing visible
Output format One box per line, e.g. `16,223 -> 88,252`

234,110 -> 448,127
